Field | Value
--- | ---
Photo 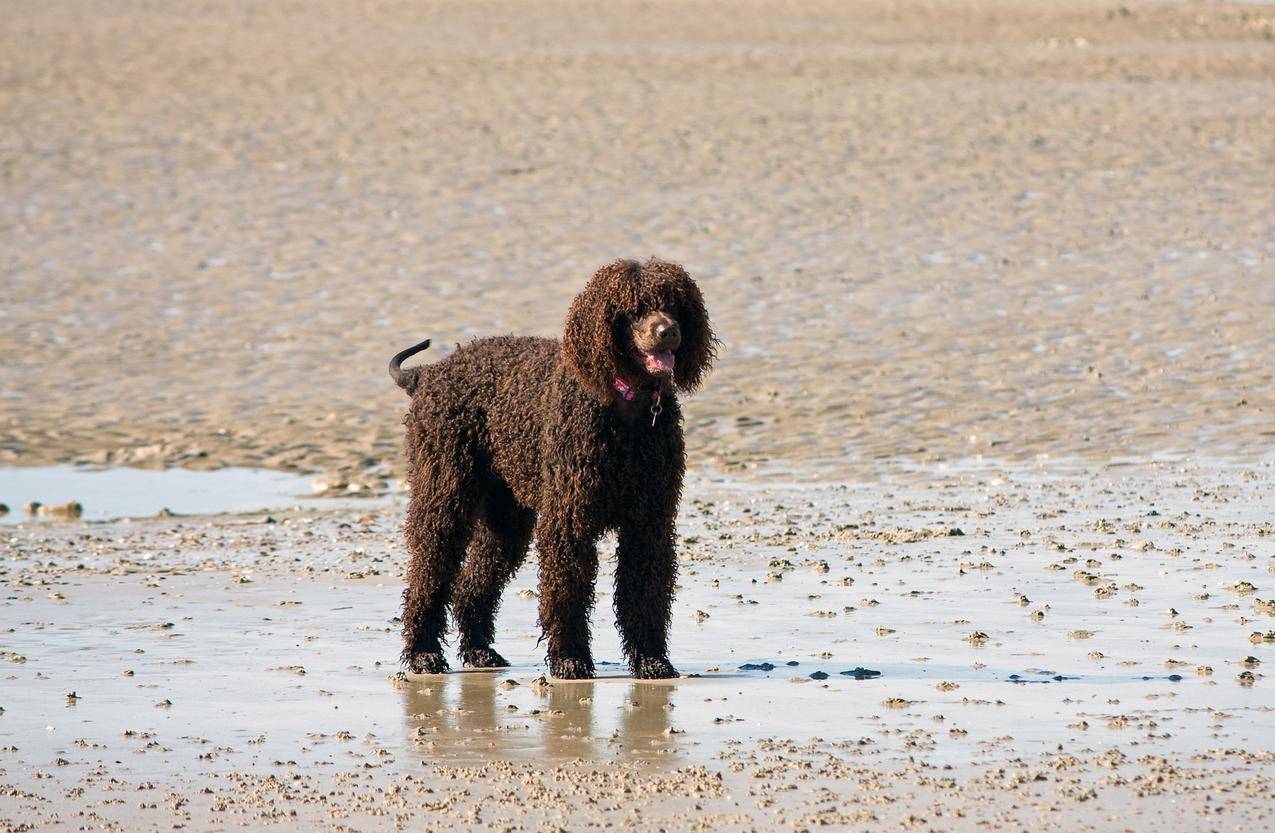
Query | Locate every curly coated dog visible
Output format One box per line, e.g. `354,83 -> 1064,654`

389,257 -> 715,679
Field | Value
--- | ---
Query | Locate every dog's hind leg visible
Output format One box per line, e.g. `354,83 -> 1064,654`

451,485 -> 534,668
400,437 -> 477,674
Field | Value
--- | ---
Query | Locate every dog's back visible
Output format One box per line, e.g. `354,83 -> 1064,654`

398,335 -> 561,507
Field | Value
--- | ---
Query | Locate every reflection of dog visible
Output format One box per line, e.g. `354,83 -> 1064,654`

390,258 -> 715,679
400,676 -> 676,760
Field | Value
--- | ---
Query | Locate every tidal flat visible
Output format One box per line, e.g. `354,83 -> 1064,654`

4,0 -> 1275,828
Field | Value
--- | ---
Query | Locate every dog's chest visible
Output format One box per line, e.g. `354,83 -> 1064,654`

587,424 -> 677,511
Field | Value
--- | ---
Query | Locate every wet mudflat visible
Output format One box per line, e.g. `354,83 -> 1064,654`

3,458 -> 1273,831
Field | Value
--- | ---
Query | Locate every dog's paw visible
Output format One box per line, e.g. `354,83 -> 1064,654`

404,650 -> 449,675
633,656 -> 679,679
460,646 -> 510,669
547,655 -> 595,680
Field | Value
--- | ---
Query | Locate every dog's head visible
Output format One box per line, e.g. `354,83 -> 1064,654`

562,257 -> 715,403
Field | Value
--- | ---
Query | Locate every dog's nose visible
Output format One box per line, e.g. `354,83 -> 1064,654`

656,322 -> 680,341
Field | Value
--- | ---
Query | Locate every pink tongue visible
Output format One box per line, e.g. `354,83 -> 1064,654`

644,349 -> 676,373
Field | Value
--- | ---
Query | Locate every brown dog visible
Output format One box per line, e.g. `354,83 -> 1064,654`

389,257 -> 715,679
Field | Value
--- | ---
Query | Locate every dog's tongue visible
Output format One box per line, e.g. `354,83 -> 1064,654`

644,349 -> 676,374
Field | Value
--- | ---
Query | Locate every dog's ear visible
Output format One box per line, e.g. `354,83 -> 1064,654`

562,259 -> 640,403
648,259 -> 716,394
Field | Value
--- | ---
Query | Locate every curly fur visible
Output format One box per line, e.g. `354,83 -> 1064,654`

393,257 -> 715,679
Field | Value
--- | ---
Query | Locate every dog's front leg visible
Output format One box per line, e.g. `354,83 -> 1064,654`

535,516 -> 599,679
614,518 -> 679,680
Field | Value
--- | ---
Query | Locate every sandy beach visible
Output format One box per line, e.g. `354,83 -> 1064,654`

4,0 -> 1274,481
2,1 -> 1275,830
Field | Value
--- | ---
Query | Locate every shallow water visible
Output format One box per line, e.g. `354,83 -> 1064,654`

5,567 -> 1266,783
3,459 -> 1272,776
0,465 -> 322,524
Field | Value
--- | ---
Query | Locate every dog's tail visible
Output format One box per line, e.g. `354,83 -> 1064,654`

389,339 -> 431,394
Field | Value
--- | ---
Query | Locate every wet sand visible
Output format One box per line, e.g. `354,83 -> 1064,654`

3,460 -> 1274,830
4,0 -> 1275,829
3,0 -> 1275,482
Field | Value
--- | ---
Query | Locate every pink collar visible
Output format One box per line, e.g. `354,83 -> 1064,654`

613,377 -> 664,425
613,376 -> 660,402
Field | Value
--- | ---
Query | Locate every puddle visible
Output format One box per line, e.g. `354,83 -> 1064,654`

0,465 -> 326,523
3,563 -> 1269,778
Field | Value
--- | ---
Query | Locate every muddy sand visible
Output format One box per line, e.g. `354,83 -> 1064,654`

3,0 -> 1275,831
